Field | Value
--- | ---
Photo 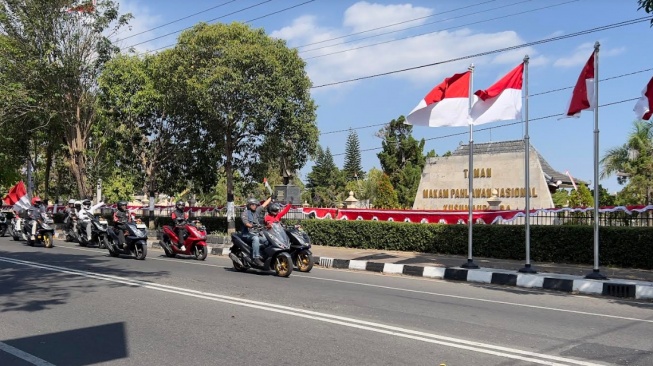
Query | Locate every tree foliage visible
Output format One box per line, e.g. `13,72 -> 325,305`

638,0 -> 653,25
374,173 -> 398,209
306,146 -> 345,207
343,129 -> 364,181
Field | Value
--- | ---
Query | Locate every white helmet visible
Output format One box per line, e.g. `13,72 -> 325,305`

68,199 -> 75,205
74,200 -> 82,210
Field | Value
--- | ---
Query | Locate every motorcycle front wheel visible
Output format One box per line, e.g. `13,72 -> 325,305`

194,245 -> 208,261
98,236 -> 108,249
295,250 -> 313,272
133,243 -> 147,260
274,253 -> 293,277
0,226 -> 6,237
43,233 -> 53,248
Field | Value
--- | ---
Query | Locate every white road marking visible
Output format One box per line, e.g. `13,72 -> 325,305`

0,256 -> 606,366
0,341 -> 56,366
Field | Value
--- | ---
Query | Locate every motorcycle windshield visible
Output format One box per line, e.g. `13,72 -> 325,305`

265,223 -> 290,249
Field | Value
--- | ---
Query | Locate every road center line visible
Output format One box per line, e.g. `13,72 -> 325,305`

0,256 -> 604,366
0,341 -> 56,366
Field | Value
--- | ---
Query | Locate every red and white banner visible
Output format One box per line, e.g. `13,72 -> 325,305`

633,76 -> 653,120
471,63 -> 524,125
2,181 -> 30,212
405,71 -> 472,127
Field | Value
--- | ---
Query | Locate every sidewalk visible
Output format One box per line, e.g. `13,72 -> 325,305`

305,245 -> 653,300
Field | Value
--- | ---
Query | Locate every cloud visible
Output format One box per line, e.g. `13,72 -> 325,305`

343,1 -> 433,33
553,42 -> 626,68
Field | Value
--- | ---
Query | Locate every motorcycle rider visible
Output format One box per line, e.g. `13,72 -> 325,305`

241,196 -> 272,266
27,196 -> 44,241
77,199 -> 104,242
264,202 -> 292,228
111,201 -> 133,248
63,199 -> 77,232
171,201 -> 189,251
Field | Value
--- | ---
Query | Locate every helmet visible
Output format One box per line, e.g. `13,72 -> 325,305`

31,196 -> 42,206
267,203 -> 281,215
74,200 -> 82,210
82,199 -> 91,210
117,201 -> 128,211
246,198 -> 258,207
175,201 -> 185,210
68,199 -> 75,205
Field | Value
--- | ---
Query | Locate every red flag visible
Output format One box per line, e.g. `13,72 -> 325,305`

2,181 -> 30,210
634,76 -> 653,120
405,71 -> 471,127
470,63 -> 524,125
66,0 -> 96,13
561,51 -> 596,118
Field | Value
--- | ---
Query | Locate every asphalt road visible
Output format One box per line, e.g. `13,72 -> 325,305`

0,236 -> 652,366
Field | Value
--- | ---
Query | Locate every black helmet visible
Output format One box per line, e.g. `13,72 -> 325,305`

267,203 -> 281,215
117,201 -> 128,211
246,197 -> 258,206
175,201 -> 185,210
82,199 -> 91,209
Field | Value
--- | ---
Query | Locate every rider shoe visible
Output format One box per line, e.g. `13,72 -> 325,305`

253,258 -> 265,267
179,245 -> 186,251
30,235 -> 35,241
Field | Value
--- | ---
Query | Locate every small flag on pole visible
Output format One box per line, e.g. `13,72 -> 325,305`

560,51 -> 596,119
470,63 -> 524,125
405,71 -> 472,128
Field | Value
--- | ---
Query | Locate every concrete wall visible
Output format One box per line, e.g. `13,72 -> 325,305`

413,150 -> 554,210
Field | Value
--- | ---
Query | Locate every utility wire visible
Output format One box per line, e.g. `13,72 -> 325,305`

312,16 -> 653,89
141,0 -> 317,54
301,0 -> 536,54
295,0 -> 500,50
320,67 -> 653,135
119,0 -> 238,41
126,0 -> 274,49
330,97 -> 641,157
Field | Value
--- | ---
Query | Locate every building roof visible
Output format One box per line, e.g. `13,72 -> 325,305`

450,140 -> 584,188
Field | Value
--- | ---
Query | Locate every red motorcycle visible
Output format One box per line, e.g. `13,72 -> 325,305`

160,220 -> 208,260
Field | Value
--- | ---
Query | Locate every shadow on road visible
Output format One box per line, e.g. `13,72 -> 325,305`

1,322 -> 128,365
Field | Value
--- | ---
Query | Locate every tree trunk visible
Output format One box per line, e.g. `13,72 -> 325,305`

226,134 -> 235,233
65,105 -> 92,198
44,141 -> 54,199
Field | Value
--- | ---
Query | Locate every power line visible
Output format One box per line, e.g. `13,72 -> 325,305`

312,16 -> 653,89
320,67 -> 653,135
295,0 -> 500,50
118,0 -> 238,41
330,97 -> 641,157
125,0 -> 274,49
301,0 -> 536,54
141,0 -> 317,54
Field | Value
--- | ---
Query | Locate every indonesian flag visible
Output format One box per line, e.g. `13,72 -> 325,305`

2,181 -> 30,211
633,76 -> 653,120
405,71 -> 471,127
67,0 -> 96,13
470,63 -> 524,125
561,51 -> 596,118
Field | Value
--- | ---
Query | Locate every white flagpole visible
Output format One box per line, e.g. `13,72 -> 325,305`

586,41 -> 607,280
519,55 -> 536,273
462,63 -> 479,269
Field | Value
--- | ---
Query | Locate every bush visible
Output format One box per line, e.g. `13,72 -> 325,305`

299,220 -> 653,270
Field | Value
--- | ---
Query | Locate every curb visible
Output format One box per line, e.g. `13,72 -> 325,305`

310,256 -> 653,301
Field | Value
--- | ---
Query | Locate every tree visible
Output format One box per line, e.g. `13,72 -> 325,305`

306,146 -> 345,206
0,0 -> 132,197
551,189 -> 569,208
374,174 -> 398,209
167,22 -> 317,230
568,185 -> 593,208
377,116 -> 427,208
343,129 -> 364,181
638,0 -> 653,25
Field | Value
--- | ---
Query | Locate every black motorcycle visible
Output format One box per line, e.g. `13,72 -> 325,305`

78,217 -> 109,249
106,222 -> 148,260
64,214 -> 81,243
229,222 -> 294,277
0,212 -> 7,237
23,213 -> 55,248
286,224 -> 313,272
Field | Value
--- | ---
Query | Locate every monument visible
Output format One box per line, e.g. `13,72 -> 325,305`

413,140 -> 578,210
274,156 -> 301,205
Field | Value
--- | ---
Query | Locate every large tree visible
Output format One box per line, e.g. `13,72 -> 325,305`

306,146 -> 345,207
376,116 -> 427,208
343,129 -> 364,181
0,0 -> 131,197
168,22 -> 318,229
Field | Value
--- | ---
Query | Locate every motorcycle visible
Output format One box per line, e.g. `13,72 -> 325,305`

24,213 -> 55,248
9,213 -> 27,241
229,222 -> 294,277
160,220 -> 208,260
106,221 -> 148,260
0,212 -> 7,237
78,217 -> 109,249
286,224 -> 313,272
64,214 -> 81,243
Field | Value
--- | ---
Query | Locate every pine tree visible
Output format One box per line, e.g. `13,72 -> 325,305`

343,129 -> 364,181
306,146 -> 345,206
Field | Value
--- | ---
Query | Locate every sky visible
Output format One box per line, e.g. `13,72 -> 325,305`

110,0 -> 653,194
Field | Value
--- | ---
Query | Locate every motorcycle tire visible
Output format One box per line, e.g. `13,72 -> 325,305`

134,243 -> 147,260
79,238 -> 87,247
43,233 -> 54,248
295,250 -> 314,272
232,252 -> 247,272
194,245 -> 208,261
0,227 -> 6,237
274,253 -> 293,278
98,236 -> 108,249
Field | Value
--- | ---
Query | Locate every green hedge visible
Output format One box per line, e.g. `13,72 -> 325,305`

299,220 -> 653,270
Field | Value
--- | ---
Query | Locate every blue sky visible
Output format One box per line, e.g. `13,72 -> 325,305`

113,0 -> 653,194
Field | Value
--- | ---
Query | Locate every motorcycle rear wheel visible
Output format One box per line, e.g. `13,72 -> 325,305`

295,250 -> 313,272
194,245 -> 208,261
0,227 -> 6,237
274,254 -> 293,277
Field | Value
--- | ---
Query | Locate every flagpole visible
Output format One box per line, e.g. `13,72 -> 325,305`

519,55 -> 536,273
462,63 -> 479,269
586,41 -> 607,280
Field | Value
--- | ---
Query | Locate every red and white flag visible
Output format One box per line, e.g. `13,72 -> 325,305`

405,71 -> 471,127
66,0 -> 96,13
561,51 -> 596,118
633,76 -> 653,121
2,181 -> 30,211
470,63 -> 524,125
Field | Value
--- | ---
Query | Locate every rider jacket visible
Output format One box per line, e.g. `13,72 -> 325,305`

27,205 -> 43,221
171,209 -> 188,226
241,206 -> 265,235
112,210 -> 133,227
77,202 -> 104,222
